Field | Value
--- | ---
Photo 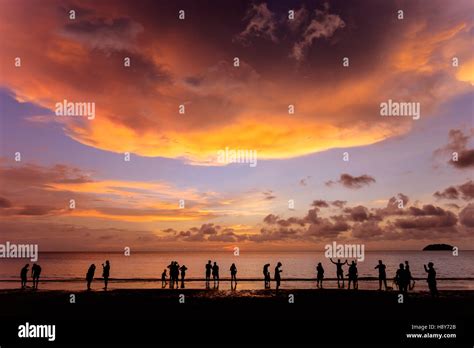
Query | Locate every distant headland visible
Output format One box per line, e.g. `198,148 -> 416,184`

423,244 -> 454,251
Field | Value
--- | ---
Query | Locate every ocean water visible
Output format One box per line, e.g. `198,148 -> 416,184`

1,250 -> 473,290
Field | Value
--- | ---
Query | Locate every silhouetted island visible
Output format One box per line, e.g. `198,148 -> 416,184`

423,243 -> 454,251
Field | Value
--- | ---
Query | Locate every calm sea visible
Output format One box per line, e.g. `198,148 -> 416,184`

1,251 -> 472,290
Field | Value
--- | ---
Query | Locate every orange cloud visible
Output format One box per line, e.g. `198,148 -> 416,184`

1,0 -> 472,165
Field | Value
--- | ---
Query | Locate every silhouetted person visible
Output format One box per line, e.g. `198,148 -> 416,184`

205,260 -> 212,289
347,261 -> 358,290
424,262 -> 438,297
102,260 -> 110,290
31,263 -> 42,290
230,263 -> 237,290
316,262 -> 324,288
173,262 -> 180,288
405,260 -> 414,290
375,260 -> 388,291
395,263 -> 408,293
212,262 -> 219,288
263,264 -> 271,289
330,258 -> 348,288
274,262 -> 282,291
161,269 -> 167,288
167,261 -> 174,288
86,264 -> 96,291
180,264 -> 188,289
20,264 -> 29,289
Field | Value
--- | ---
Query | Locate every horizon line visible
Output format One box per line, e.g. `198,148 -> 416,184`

31,249 -> 472,253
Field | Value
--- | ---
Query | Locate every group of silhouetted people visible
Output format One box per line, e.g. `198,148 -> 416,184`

394,261 -> 414,293
162,261 -> 187,289
321,259 -> 438,296
86,260 -> 110,291
327,258 -> 358,289
20,263 -> 42,290
19,257 -> 439,296
377,260 -> 438,296
261,262 -> 283,290
205,260 -> 220,289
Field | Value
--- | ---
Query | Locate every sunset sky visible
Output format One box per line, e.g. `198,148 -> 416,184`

0,0 -> 473,251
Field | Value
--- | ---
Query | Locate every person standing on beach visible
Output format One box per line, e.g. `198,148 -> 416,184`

173,262 -> 180,288
102,260 -> 110,291
179,264 -> 188,289
316,262 -> 324,288
31,263 -> 42,290
263,264 -> 271,289
347,261 -> 358,290
405,261 -> 414,290
205,260 -> 212,289
330,258 -> 348,288
230,263 -> 237,290
20,264 -> 29,289
212,262 -> 220,289
395,263 -> 408,293
274,262 -> 282,291
161,269 -> 167,288
424,262 -> 438,297
167,261 -> 174,288
375,260 -> 387,291
86,264 -> 96,291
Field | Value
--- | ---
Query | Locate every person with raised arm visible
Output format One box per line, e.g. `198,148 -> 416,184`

102,260 -> 110,291
424,262 -> 438,297
347,261 -> 358,290
330,258 -> 348,288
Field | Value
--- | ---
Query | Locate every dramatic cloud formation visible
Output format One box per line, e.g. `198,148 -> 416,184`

0,1 -> 472,164
0,1 -> 473,251
326,174 -> 376,189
